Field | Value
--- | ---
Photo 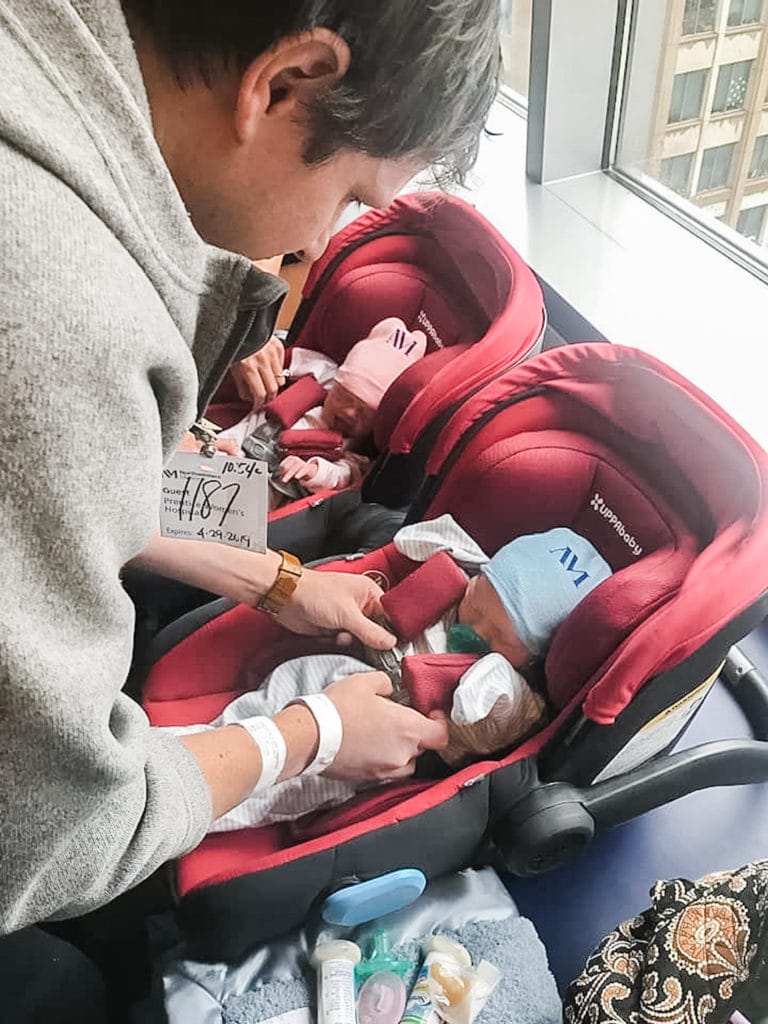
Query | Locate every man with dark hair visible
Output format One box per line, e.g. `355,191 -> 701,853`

0,0 -> 499,1015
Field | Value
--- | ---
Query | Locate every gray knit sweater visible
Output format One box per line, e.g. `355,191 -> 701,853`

0,0 -> 285,930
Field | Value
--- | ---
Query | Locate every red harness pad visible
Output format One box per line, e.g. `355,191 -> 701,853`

266,376 -> 328,429
380,550 -> 469,641
401,653 -> 481,716
278,428 -> 344,462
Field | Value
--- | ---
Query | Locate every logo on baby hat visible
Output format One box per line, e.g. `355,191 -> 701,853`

548,546 -> 590,587
589,492 -> 643,557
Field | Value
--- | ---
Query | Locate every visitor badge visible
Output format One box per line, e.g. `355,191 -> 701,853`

159,451 -> 268,552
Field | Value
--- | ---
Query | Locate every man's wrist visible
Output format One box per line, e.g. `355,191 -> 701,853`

227,549 -> 286,608
273,703 -> 320,780
257,550 -> 303,614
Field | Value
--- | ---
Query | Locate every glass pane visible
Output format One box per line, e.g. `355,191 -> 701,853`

616,0 -> 768,269
669,69 -> 707,122
661,153 -> 694,194
697,143 -> 736,191
728,0 -> 765,25
500,0 -> 533,99
736,204 -> 767,239
728,0 -> 746,24
749,135 -> 768,178
684,0 -> 717,34
712,60 -> 752,112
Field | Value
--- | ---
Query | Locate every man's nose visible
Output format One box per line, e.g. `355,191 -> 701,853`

295,229 -> 331,264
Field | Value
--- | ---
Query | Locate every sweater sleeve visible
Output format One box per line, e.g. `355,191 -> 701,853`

0,168 -> 213,929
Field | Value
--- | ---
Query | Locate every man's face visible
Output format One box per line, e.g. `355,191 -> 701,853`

246,149 -> 420,264
457,574 -> 533,668
181,119 -> 421,263
321,382 -> 378,439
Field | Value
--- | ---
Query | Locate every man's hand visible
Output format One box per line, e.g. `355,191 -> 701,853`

132,539 -> 395,649
276,568 -> 396,649
280,455 -> 317,484
231,335 -> 286,410
323,672 -> 449,781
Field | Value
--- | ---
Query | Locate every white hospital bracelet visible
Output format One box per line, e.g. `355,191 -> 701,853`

290,693 -> 344,776
237,716 -> 287,793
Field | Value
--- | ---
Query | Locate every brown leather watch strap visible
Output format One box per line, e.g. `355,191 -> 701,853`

258,550 -> 303,615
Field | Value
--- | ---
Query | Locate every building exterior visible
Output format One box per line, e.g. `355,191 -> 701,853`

651,0 -> 768,245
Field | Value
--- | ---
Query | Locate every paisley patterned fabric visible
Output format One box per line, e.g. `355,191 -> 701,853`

563,861 -> 768,1023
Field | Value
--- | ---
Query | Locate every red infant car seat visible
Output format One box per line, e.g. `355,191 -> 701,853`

144,343 -> 768,962
207,191 -> 547,531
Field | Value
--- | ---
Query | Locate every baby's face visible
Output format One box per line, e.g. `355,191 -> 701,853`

457,574 -> 532,668
322,383 -> 378,439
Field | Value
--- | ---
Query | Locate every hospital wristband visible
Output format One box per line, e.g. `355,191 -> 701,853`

237,716 -> 288,793
288,693 -> 343,776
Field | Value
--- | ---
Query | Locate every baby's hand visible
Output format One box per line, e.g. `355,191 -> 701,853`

280,455 -> 318,484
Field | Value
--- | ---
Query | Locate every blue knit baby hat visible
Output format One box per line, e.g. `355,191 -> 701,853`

481,527 -> 612,656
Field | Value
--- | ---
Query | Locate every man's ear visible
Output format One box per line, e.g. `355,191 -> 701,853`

234,29 -> 351,143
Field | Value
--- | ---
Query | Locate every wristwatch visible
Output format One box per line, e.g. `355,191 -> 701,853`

258,550 -> 303,615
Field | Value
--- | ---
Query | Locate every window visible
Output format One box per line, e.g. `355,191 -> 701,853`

660,153 -> 695,194
697,143 -> 737,190
711,61 -> 753,113
736,204 -> 767,240
614,0 -> 768,276
683,0 -> 717,34
748,134 -> 768,178
500,0 -> 532,100
727,0 -> 765,26
668,70 -> 708,122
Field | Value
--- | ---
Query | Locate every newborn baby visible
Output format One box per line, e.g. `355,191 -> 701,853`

217,317 -> 426,507
171,519 -> 612,832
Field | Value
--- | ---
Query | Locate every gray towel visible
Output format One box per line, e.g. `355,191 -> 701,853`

223,915 -> 561,1024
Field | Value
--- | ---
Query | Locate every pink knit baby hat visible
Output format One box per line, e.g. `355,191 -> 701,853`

335,317 -> 428,410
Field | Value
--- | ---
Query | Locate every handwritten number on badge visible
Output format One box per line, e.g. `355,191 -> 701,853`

178,475 -> 241,528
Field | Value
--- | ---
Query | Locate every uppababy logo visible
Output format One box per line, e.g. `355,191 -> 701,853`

590,492 -> 643,557
417,309 -> 444,348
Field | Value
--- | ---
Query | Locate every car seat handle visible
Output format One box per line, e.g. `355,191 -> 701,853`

583,737 -> 768,829
720,644 -> 768,742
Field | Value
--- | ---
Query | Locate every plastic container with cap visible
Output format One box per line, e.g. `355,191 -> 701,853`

400,936 -> 472,1024
311,939 -> 362,1024
357,971 -> 408,1024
